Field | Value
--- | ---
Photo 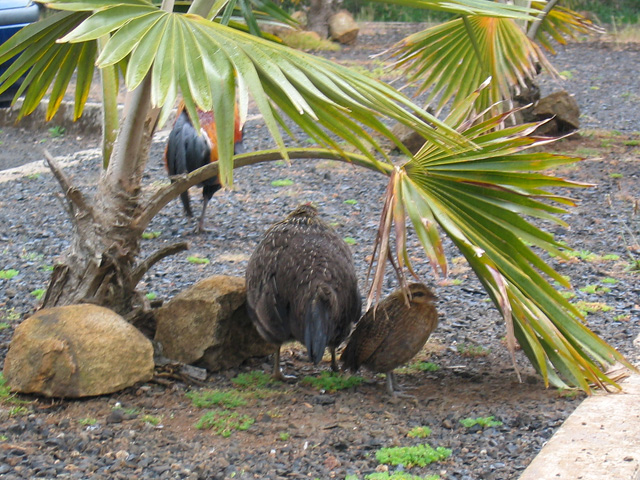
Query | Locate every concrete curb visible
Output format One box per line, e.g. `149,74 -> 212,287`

519,372 -> 640,480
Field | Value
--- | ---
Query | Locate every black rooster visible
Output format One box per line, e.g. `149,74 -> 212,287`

245,204 -> 362,380
164,105 -> 245,232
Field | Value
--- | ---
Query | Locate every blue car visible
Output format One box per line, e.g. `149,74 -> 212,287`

0,0 -> 41,107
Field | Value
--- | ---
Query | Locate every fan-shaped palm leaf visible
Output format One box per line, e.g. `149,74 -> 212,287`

391,15 -> 555,119
368,88 -> 633,391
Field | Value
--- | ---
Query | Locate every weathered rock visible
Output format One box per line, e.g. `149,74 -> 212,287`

533,90 -> 580,135
154,275 -> 277,371
3,304 -> 154,398
291,10 -> 307,28
329,10 -> 359,45
389,121 -> 427,155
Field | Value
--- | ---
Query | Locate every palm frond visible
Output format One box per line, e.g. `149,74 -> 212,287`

391,15 -> 555,119
369,100 -> 633,391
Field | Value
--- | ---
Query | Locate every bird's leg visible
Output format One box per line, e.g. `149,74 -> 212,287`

330,347 -> 339,372
385,371 -> 415,398
271,347 -> 296,383
195,197 -> 210,233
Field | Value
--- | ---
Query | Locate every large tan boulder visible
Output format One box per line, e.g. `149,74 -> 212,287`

3,304 -> 154,398
154,275 -> 277,371
329,10 -> 359,45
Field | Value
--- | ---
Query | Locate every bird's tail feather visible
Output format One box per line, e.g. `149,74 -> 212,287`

304,296 -> 330,365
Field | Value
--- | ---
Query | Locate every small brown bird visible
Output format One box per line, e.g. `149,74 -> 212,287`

245,204 -> 361,381
340,283 -> 438,396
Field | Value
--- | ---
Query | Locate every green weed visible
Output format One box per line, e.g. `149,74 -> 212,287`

232,371 -> 279,389
344,199 -> 358,205
0,322 -> 10,330
601,277 -> 618,284
187,389 -> 247,409
141,414 -> 161,426
573,301 -> 613,316
609,173 -> 623,178
31,289 -> 46,300
366,473 -> 441,480
145,292 -> 157,300
271,179 -> 294,187
194,409 -> 254,436
397,361 -> 440,374
187,256 -> 209,265
456,343 -> 490,357
459,416 -> 503,429
278,432 -> 290,441
302,371 -> 364,392
375,444 -> 451,467
142,231 -> 161,239
9,406 -> 29,417
48,126 -> 66,138
344,237 -> 357,245
407,426 -> 432,438
579,284 -> 610,294
79,418 -> 97,426
2,308 -> 20,321
0,269 -> 19,280
613,314 -> 631,322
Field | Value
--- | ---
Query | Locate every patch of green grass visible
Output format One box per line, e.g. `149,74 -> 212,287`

609,173 -> 623,178
601,254 -> 620,261
141,414 -> 161,426
407,426 -> 432,438
574,147 -> 602,157
79,418 -> 97,426
459,416 -> 503,429
613,314 -> 631,322
26,173 -> 40,180
623,140 -> 640,146
21,250 -> 43,262
601,277 -> 618,284
278,431 -> 290,441
560,290 -> 577,300
0,435 -> 7,441
232,371 -> 279,389
456,343 -> 490,357
344,199 -> 358,205
579,284 -> 611,295
2,308 -> 20,322
0,269 -> 19,280
194,409 -> 255,436
397,361 -> 440,374
559,70 -> 574,79
187,255 -> 209,265
186,389 -> 247,409
145,292 -> 157,300
48,126 -> 66,138
40,264 -> 55,272
31,289 -> 46,300
573,301 -> 613,316
271,179 -> 294,187
375,444 -> 452,468
142,231 -> 161,239
556,388 -> 580,399
366,473 -> 441,480
9,406 -> 29,417
0,322 -> 10,331
343,237 -> 357,245
302,371 -> 364,392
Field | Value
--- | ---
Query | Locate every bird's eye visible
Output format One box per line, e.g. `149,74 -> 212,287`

412,291 -> 425,298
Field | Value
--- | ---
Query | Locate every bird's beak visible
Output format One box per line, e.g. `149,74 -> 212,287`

234,140 -> 247,155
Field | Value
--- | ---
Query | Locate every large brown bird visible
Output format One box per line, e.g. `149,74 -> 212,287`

341,283 -> 438,396
245,204 -> 362,381
165,104 -> 245,232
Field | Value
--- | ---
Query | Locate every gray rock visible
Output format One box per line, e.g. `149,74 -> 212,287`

154,275 -> 277,371
3,304 -> 154,398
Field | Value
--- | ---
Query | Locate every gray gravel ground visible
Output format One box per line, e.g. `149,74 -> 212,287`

0,26 -> 639,480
